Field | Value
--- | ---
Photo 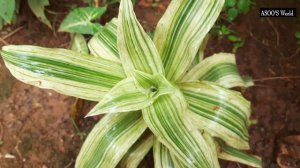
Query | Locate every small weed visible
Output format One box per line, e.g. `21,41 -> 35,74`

224,0 -> 251,21
211,0 -> 252,52
228,34 -> 245,52
213,24 -> 245,52
0,0 -> 51,30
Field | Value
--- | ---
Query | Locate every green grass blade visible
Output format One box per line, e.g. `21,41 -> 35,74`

182,53 -> 253,88
1,45 -> 125,101
179,81 -> 251,149
120,133 -> 153,168
153,140 -> 175,168
154,0 -> 225,82
142,91 -> 220,168
118,0 -> 164,76
216,139 -> 262,168
88,18 -> 120,62
75,112 -> 147,168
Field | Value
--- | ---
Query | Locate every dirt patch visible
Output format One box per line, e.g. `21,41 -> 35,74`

0,1 -> 81,167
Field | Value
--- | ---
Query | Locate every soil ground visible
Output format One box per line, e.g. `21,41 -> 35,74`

0,0 -> 300,168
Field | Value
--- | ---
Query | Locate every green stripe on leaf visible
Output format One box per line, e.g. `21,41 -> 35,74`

120,133 -> 153,168
182,53 -> 253,88
216,139 -> 262,168
76,112 -> 147,168
88,18 -> 120,62
1,45 -> 125,101
154,0 -> 225,82
179,81 -> 251,149
118,0 -> 164,76
86,78 -> 153,116
153,140 -> 175,168
142,91 -> 220,168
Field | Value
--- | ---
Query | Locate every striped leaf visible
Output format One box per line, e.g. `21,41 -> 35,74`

70,33 -> 89,54
1,45 -> 125,101
153,140 -> 175,168
120,133 -> 153,168
179,81 -> 251,149
88,18 -> 120,62
216,139 -> 262,168
118,0 -> 164,76
154,0 -> 225,82
170,153 -> 190,168
168,131 -> 219,168
191,34 -> 210,66
86,78 -> 152,116
202,131 -> 219,160
171,157 -> 188,168
133,70 -> 174,98
142,90 -> 220,168
75,112 -> 147,168
87,70 -> 175,116
182,53 -> 253,88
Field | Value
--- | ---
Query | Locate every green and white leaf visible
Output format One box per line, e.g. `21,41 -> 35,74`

86,78 -> 153,116
202,131 -> 219,159
27,0 -> 51,28
120,134 -> 153,168
167,124 -> 219,168
182,53 -> 253,88
191,35 -> 210,67
0,0 -> 260,167
179,81 -> 251,149
153,140 -> 175,168
88,18 -> 120,62
59,7 -> 107,35
0,0 -> 15,23
1,45 -> 125,101
171,156 -> 189,168
70,33 -> 89,54
76,112 -> 147,168
154,0 -> 225,82
142,90 -> 220,168
216,139 -> 262,168
118,0 -> 164,76
133,70 -> 174,98
87,70 -> 175,116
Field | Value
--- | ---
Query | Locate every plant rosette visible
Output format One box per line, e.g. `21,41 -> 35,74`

1,0 -> 261,167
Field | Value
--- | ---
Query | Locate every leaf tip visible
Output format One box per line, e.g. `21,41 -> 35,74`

84,113 -> 94,118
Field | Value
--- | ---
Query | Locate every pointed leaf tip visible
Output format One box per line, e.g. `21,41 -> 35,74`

118,0 -> 164,76
154,0 -> 225,82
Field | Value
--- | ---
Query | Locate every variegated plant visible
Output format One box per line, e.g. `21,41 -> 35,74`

0,0 -> 262,167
